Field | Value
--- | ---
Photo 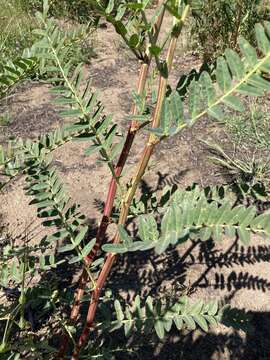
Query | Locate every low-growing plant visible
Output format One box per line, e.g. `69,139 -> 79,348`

1,0 -> 270,359
222,101 -> 270,150
204,140 -> 270,188
203,101 -> 270,196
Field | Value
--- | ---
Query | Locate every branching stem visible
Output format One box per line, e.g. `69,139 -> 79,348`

57,28 -> 164,360
71,5 -> 190,359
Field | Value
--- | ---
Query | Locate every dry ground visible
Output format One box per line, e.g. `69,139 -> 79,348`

0,22 -> 270,360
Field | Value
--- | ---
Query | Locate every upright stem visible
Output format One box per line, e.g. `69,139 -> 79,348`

57,62 -> 149,359
72,61 -> 149,317
72,5 -> 190,359
58,6 -> 165,355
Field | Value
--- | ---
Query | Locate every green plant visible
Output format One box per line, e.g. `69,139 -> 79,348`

0,114 -> 12,127
1,0 -> 270,358
0,22 -> 93,99
204,140 -> 270,188
22,19 -> 94,78
0,0 -> 37,60
191,0 -> 270,61
0,57 -> 37,99
21,0 -> 100,23
222,101 -> 270,150
203,101 -> 270,194
0,0 -> 95,95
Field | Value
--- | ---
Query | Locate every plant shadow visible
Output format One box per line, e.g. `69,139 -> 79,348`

1,177 -> 270,359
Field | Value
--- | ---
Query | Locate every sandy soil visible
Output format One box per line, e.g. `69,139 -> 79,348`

0,22 -> 270,360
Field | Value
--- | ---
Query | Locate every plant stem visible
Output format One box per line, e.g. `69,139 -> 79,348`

72,61 -> 149,315
58,3 -> 166,357
0,304 -> 20,353
60,4 -> 165,346
71,5 -> 190,358
19,245 -> 27,330
57,60 -> 151,360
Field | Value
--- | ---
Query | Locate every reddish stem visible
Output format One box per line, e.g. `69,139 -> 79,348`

66,2 -> 165,327
71,4 -> 190,356
71,253 -> 115,360
57,63 -> 149,358
72,61 -> 149,313
71,147 -> 155,360
58,3 -> 166,357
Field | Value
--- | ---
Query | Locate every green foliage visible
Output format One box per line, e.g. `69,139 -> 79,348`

0,5 -> 120,188
21,0 -> 98,23
103,186 -> 270,255
222,102 -> 270,150
1,0 -> 270,358
104,295 -> 223,338
204,140 -> 270,188
26,163 -> 100,267
148,22 -> 270,137
90,0 -> 191,62
91,0 -> 151,60
191,0 -> 270,61
0,57 -> 37,98
0,0 -> 94,92
21,3 -> 124,171
0,114 -> 11,127
0,0 -> 37,60
202,100 -> 270,193
0,123 -> 91,189
23,12 -> 93,78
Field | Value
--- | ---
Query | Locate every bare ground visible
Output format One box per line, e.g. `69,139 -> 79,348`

0,23 -> 270,360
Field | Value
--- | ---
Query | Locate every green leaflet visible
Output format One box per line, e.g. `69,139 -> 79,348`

222,95 -> 244,112
138,215 -> 159,242
255,23 -> 270,55
25,163 -> 90,269
102,187 -> 270,255
200,71 -> 216,106
28,11 -> 123,172
0,57 -> 37,98
225,49 -> 245,80
239,36 -> 258,67
188,79 -> 201,119
148,21 -> 270,137
216,57 -> 232,92
104,295 -> 224,339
